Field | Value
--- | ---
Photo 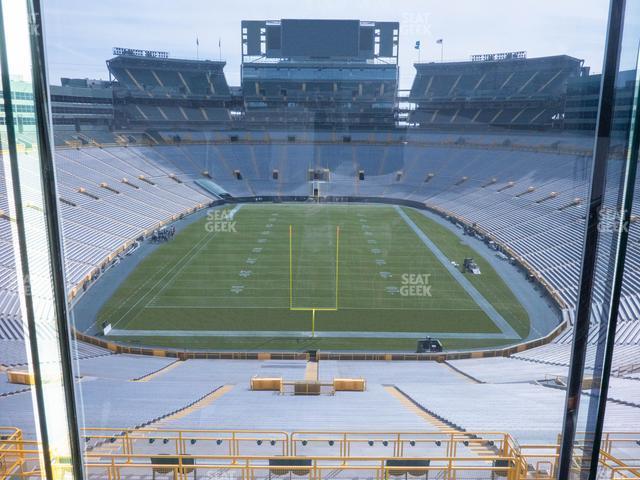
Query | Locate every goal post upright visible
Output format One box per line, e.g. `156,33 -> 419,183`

289,223 -> 340,336
289,224 -> 293,309
335,225 -> 340,310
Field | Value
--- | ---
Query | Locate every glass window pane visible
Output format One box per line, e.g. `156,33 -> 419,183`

0,7 -> 41,461
3,2 -> 639,480
0,1 -> 79,478
588,0 -> 640,478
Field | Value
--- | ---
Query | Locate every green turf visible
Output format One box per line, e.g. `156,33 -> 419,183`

107,335 -> 515,352
402,208 -> 531,338
98,204 -> 530,350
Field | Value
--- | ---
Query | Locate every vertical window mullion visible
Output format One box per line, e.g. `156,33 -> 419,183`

0,0 -> 83,479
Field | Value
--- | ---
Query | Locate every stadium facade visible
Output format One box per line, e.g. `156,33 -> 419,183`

5,19 -> 623,138
408,55 -> 585,130
31,51 -> 614,135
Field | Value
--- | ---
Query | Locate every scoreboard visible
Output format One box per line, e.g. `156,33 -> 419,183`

242,19 -> 398,61
281,20 -> 360,58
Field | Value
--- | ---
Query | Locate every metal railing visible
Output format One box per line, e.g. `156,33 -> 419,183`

0,428 -> 42,480
81,427 -> 290,458
2,428 -> 638,480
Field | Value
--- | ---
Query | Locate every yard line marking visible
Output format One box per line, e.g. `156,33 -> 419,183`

140,204 -> 245,317
144,230 -> 220,308
106,329 -> 516,339
394,205 -> 520,340
143,304 -> 487,312
110,232 -> 214,329
112,206 -> 243,329
101,205 -> 243,327
289,224 -> 340,311
99,204 -> 520,343
104,232 -> 213,328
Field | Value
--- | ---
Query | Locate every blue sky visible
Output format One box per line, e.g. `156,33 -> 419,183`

43,0 -> 613,89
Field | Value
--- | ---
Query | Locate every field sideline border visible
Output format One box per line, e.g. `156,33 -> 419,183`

395,206 -> 519,339
73,319 -> 568,361
70,195 -> 569,359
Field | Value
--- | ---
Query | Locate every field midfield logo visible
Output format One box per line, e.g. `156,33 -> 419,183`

400,273 -> 432,297
205,209 -> 237,233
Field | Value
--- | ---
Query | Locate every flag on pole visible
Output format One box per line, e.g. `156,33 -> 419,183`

196,36 -> 199,46
218,38 -> 221,48
436,38 -> 443,44
414,40 -> 421,50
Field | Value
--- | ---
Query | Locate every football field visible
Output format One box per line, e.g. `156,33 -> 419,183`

99,204 -> 530,350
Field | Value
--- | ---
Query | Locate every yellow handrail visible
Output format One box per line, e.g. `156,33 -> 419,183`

3,428 -> 639,480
